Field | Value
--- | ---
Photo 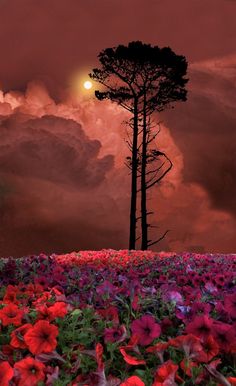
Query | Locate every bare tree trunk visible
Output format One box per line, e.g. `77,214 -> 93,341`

129,98 -> 138,250
141,90 -> 148,250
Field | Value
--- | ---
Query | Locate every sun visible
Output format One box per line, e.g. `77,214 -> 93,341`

83,80 -> 93,90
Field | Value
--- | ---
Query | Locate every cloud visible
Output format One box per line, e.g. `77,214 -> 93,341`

0,108 -> 131,257
0,0 -> 235,98
0,54 -> 236,256
162,56 -> 236,218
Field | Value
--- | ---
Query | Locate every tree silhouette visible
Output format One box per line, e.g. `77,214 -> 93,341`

90,41 -> 188,250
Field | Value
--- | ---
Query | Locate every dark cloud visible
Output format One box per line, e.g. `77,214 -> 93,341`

0,0 -> 235,98
163,59 -> 236,218
0,1 -> 235,255
0,112 -> 131,257
0,114 -> 113,188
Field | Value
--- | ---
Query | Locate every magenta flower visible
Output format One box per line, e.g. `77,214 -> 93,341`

185,315 -> 213,340
96,280 -> 117,297
131,315 -> 161,346
212,321 -> 236,352
104,325 -> 127,343
224,293 -> 236,319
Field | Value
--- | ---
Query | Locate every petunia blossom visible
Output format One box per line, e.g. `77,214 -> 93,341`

104,324 -> 127,343
24,320 -> 59,355
0,361 -> 14,386
185,315 -> 213,340
0,303 -> 24,326
10,323 -> 33,349
131,315 -> 161,346
14,357 -> 45,386
153,360 -> 178,386
120,375 -> 145,386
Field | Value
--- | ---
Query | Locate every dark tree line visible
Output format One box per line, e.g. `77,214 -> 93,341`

90,41 -> 188,250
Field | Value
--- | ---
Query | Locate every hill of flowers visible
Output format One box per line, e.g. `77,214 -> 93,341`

0,249 -> 236,386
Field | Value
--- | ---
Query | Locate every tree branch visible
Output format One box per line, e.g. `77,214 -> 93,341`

147,230 -> 170,247
146,158 -> 173,190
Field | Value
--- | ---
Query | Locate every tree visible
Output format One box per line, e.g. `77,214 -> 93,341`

89,41 -> 188,250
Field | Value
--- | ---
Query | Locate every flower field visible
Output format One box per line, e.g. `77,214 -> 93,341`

0,249 -> 236,386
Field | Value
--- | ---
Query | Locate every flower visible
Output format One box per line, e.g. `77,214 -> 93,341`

96,305 -> 119,324
104,324 -> 127,343
10,323 -> 33,349
0,361 -> 14,386
180,359 -> 198,377
146,341 -> 169,363
191,301 -> 211,317
120,335 -> 146,365
120,375 -> 145,386
167,291 -> 183,304
47,302 -> 68,321
14,357 -> 45,386
0,303 -> 24,326
153,360 -> 178,386
24,320 -> 59,355
212,321 -> 236,352
131,315 -> 161,346
160,318 -> 173,334
196,335 -> 219,362
168,334 -> 202,360
95,343 -> 104,371
224,293 -> 236,319
3,285 -> 19,304
185,315 -> 213,339
226,377 -> 236,386
96,280 -> 117,297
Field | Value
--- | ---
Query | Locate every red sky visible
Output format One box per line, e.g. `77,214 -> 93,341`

0,0 -> 235,256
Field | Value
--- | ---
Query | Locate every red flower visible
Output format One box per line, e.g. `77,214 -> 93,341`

131,315 -> 161,346
212,321 -> 236,353
48,302 -> 68,321
95,343 -> 104,370
146,341 -> 169,363
120,334 -> 146,366
3,285 -> 19,304
10,323 -> 33,349
120,348 -> 146,366
104,325 -> 127,343
24,320 -> 59,355
96,306 -> 119,325
168,334 -> 202,361
224,293 -> 236,319
160,318 -> 173,334
185,315 -> 213,339
226,377 -> 236,386
120,375 -> 145,386
196,335 -> 219,362
153,360 -> 178,386
0,361 -> 14,386
14,357 -> 45,386
0,303 -> 24,326
180,359 -> 198,377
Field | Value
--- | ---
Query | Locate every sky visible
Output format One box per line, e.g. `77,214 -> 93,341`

0,0 -> 235,257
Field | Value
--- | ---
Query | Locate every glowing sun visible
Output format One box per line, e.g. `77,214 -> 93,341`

83,80 -> 92,90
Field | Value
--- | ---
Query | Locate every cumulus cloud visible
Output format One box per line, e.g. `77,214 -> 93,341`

163,56 -> 236,218
0,54 -> 236,256
0,101 -> 130,257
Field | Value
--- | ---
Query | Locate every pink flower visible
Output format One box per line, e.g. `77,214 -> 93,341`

167,291 -> 183,304
185,315 -> 213,340
131,315 -> 161,346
